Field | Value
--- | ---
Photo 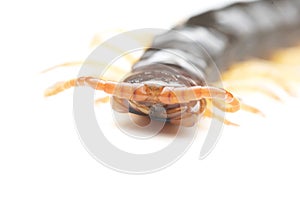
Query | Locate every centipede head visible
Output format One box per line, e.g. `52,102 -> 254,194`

111,64 -> 207,127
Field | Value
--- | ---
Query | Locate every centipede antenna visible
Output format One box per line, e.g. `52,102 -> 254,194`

44,76 -> 144,100
159,86 -> 240,113
44,77 -> 116,97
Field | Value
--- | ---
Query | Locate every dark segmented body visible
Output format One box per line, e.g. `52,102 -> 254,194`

129,0 -> 300,83
45,0 -> 300,125
120,0 -> 300,123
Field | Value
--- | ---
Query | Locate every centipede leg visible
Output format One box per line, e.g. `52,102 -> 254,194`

222,59 -> 298,96
222,79 -> 284,101
42,30 -> 141,78
89,29 -> 127,48
239,100 -> 265,117
203,107 -> 239,127
40,61 -> 98,72
89,30 -> 153,64
271,45 -> 300,66
95,96 -> 110,104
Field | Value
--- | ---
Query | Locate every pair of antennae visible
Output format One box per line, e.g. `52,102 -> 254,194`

44,76 -> 240,113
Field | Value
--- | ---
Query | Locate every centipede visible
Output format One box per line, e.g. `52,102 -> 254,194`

44,0 -> 300,127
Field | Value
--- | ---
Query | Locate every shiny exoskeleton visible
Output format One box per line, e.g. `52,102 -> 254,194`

134,0 -> 300,82
45,0 -> 300,126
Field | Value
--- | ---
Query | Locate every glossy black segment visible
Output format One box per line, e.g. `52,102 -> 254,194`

132,0 -> 300,82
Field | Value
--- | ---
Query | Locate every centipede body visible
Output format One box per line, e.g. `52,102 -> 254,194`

133,0 -> 300,82
45,0 -> 300,126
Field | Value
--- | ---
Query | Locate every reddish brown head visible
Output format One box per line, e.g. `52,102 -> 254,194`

112,64 -> 208,126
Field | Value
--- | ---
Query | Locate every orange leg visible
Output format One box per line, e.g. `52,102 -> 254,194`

203,107 -> 239,126
222,59 -> 298,96
239,100 -> 265,117
271,45 -> 300,66
89,30 -> 153,65
222,79 -> 284,102
41,30 -> 145,81
95,96 -> 110,104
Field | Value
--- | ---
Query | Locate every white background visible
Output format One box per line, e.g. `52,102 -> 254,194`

1,0 -> 300,199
